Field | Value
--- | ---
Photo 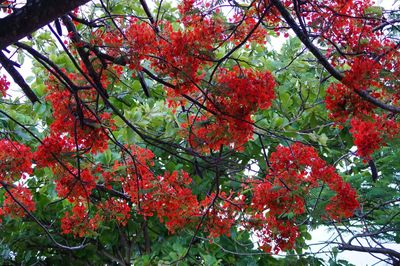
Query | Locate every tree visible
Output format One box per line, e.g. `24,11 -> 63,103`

0,0 -> 399,265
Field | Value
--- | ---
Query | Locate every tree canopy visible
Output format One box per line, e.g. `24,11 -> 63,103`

0,0 -> 399,265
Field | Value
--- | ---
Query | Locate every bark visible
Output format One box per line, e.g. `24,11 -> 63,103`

0,0 -> 90,49
0,51 -> 39,103
339,244 -> 400,261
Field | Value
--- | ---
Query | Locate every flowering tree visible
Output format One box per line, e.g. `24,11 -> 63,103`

0,0 -> 399,264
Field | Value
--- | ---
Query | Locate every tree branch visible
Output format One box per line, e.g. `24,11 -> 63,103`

0,0 -> 91,49
0,51 -> 39,103
338,243 -> 400,260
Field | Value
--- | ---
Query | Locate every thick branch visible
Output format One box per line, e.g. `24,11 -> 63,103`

0,0 -> 91,49
338,244 -> 400,260
15,42 -> 81,91
368,159 -> 378,182
0,51 -> 39,103
61,15 -> 109,98
139,0 -> 155,25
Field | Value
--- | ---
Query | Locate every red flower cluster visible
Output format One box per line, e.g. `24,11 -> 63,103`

182,114 -> 254,152
298,0 -> 385,59
61,204 -> 101,237
119,145 -> 155,206
145,171 -> 200,233
0,139 -> 33,182
325,81 -> 399,158
201,191 -> 245,239
99,198 -> 131,226
0,185 -> 35,223
300,0 -> 400,155
34,134 -> 75,168
56,169 -> 97,202
350,115 -> 399,158
250,143 -> 359,252
325,55 -> 400,157
0,139 -> 35,222
325,83 -> 378,123
343,57 -> 382,91
314,1 -> 400,157
183,67 -> 275,152
44,83 -> 112,154
0,74 -> 10,97
212,67 -> 275,115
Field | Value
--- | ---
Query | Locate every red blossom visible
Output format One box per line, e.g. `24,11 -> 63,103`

61,203 -> 101,237
0,139 -> 33,182
0,75 -> 10,97
1,185 -> 35,219
250,143 -> 359,252
350,115 -> 399,159
99,198 -> 131,226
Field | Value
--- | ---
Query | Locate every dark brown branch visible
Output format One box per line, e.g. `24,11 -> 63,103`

15,42 -> 80,91
0,51 -> 39,103
61,15 -> 109,98
0,0 -> 91,49
338,243 -> 400,260
139,0 -> 155,25
271,0 -> 343,79
368,159 -> 378,182
96,184 -> 130,201
138,71 -> 150,97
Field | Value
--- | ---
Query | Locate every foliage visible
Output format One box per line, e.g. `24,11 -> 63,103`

0,0 -> 399,265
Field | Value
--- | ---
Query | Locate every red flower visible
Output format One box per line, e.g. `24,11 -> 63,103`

61,203 -> 101,238
1,185 -> 35,219
0,139 -> 33,182
0,75 -> 10,97
350,115 -> 399,159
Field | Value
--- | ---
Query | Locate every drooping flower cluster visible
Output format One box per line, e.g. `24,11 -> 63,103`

250,143 -> 359,253
314,0 -> 400,158
0,139 -> 35,222
325,83 -> 380,124
145,170 -> 200,233
43,81 -> 112,155
325,81 -> 399,158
